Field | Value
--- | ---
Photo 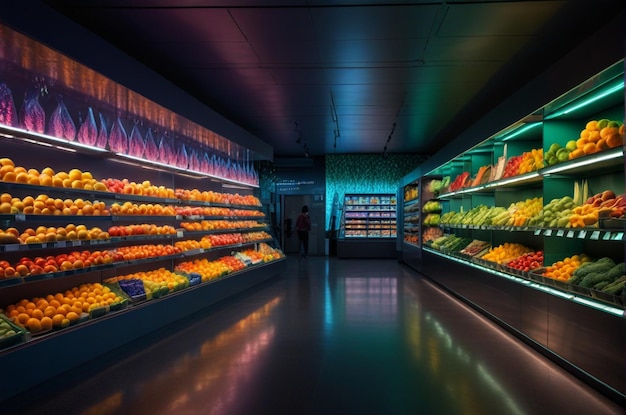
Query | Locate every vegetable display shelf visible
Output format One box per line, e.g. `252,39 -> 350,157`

398,61 -> 625,401
337,193 -> 397,258
0,150 -> 285,404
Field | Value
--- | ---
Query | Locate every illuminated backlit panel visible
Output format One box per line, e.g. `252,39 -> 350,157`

0,23 -> 258,186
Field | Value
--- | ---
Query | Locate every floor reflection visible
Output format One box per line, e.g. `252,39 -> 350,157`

4,257 -> 623,415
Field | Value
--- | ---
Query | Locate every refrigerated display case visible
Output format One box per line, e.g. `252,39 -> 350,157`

399,60 -> 625,400
337,193 -> 397,258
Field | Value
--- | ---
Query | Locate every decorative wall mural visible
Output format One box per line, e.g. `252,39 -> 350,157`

0,23 -> 258,186
325,154 -> 427,231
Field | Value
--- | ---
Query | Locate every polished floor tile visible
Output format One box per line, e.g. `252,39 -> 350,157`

2,256 -> 623,415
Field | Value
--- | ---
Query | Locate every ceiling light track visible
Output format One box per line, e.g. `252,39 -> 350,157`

384,94 -> 406,157
330,91 -> 341,151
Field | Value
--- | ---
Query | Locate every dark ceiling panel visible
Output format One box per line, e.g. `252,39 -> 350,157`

156,41 -> 260,67
247,40 -> 323,65
317,38 -> 427,64
424,36 -> 532,63
309,4 -> 439,40
88,8 -> 245,43
268,67 -> 415,85
40,0 -> 624,157
439,1 -> 564,37
230,7 -> 317,41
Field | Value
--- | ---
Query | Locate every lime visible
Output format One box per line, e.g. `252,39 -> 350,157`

565,140 -> 577,151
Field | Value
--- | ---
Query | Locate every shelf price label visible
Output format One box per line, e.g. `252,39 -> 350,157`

534,229 -> 542,236
566,230 -> 575,238
612,232 -> 624,241
543,229 -> 552,237
590,231 -> 601,240
556,230 -> 565,237
602,232 -> 612,241
15,214 -> 26,222
578,230 -> 587,239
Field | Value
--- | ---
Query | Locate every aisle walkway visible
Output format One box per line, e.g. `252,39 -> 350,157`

3,257 -> 622,415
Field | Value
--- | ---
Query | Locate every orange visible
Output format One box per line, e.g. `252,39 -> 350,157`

0,157 -> 15,167
31,308 -> 44,319
40,316 -> 53,330
587,130 -> 600,143
15,172 -> 29,183
51,177 -> 64,187
582,142 -> 597,155
66,311 -> 79,323
39,174 -> 53,186
0,193 -> 11,203
2,171 -> 16,182
0,202 -> 11,213
16,313 -> 30,325
26,317 -> 42,333
51,314 -> 65,327
43,306 -> 57,317
68,169 -> 83,181
27,168 -> 40,176
41,167 -> 55,176
585,120 -> 599,131
606,133 -> 622,148
0,165 -> 14,178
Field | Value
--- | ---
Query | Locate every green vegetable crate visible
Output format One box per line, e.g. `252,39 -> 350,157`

0,314 -> 29,350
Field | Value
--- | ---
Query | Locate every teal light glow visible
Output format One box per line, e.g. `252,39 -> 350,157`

325,154 -> 425,231
547,80 -> 624,119
559,82 -> 624,115
424,247 -> 624,316
499,122 -> 541,142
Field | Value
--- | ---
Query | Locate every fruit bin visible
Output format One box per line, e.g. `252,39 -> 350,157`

528,268 -> 551,285
589,288 -> 624,308
0,313 -> 29,350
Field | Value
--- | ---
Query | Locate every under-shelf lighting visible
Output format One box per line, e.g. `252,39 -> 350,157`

540,148 -> 623,175
54,145 -> 77,153
553,81 -> 624,117
0,124 -> 108,152
423,247 -> 624,316
499,122 -> 541,142
488,172 -> 540,187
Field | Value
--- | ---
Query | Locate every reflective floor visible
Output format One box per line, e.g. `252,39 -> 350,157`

3,257 -> 623,415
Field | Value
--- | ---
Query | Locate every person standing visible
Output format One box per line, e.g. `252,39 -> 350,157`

295,205 -> 311,258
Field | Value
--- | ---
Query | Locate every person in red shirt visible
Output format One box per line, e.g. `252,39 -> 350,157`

295,205 -> 311,258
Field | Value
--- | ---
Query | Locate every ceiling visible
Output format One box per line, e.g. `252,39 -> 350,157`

42,0 -> 624,158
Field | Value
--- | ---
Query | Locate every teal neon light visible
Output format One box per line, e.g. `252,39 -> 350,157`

555,81 -> 624,117
500,122 -> 541,142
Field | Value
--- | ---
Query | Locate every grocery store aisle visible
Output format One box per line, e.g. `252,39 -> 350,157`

3,257 -> 622,415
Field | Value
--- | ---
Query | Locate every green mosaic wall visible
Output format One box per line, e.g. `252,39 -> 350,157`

325,154 -> 426,231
